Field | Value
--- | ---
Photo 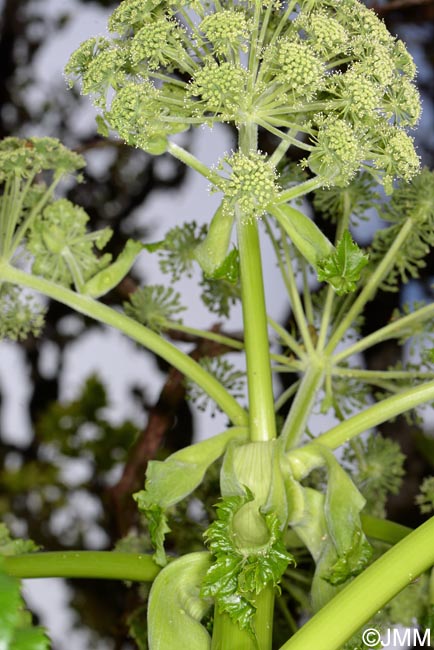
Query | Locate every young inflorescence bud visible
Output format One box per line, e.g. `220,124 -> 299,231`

219,152 -> 280,220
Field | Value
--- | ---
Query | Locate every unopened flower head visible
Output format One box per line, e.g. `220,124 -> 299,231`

65,0 -> 421,187
199,10 -> 250,56
220,152 -> 280,220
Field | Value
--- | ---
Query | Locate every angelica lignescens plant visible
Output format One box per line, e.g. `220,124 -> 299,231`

1,0 -> 434,648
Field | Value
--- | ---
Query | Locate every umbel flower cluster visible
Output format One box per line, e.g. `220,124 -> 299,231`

66,0 -> 421,191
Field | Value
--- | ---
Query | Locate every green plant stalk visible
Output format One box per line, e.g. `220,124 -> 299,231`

0,263 -> 248,427
275,176 -> 324,205
275,222 -> 316,355
312,379 -> 434,450
167,141 -> 225,188
333,367 -> 434,380
11,174 -> 62,254
333,300 -> 434,364
281,363 -> 324,450
3,551 -> 160,582
209,123 -> 277,650
211,586 -> 275,650
278,515 -> 434,650
236,124 -> 276,443
164,320 -> 244,350
268,315 -> 306,360
236,216 -> 276,443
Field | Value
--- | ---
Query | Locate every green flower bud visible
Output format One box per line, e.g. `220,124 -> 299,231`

392,39 -> 417,79
221,151 -> 280,219
28,199 -> 113,289
371,127 -> 420,193
107,82 -> 189,153
327,70 -> 381,122
189,61 -> 249,121
272,39 -> 324,100
108,0 -> 165,35
308,118 -> 365,187
82,46 -> 127,105
129,17 -> 184,70
383,77 -> 421,127
295,11 -> 349,58
199,9 -> 250,56
344,0 -> 393,47
64,37 -> 110,89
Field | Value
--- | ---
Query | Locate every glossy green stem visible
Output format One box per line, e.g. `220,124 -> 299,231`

3,551 -> 160,582
278,516 -> 434,650
1,263 -> 248,427
236,124 -> 276,443
211,586 -> 275,650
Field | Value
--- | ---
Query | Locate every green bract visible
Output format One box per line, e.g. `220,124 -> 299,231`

202,492 -> 295,637
65,0 -> 420,189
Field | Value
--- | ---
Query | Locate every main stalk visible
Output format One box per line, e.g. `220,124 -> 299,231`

211,123 -> 277,649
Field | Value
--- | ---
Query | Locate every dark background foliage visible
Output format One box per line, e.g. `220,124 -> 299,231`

0,0 -> 433,648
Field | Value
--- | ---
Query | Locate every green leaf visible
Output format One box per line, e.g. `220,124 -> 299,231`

322,528 -> 373,586
317,231 -> 369,294
143,505 -> 171,568
0,524 -> 39,556
147,552 -> 212,650
287,445 -> 373,607
10,626 -> 50,650
202,492 -> 294,638
0,571 -> 20,644
0,561 -> 49,648
134,427 -> 248,565
209,248 -> 239,283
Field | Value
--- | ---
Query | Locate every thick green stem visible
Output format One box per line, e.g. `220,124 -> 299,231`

1,263 -> 248,427
237,216 -> 276,442
3,551 -> 160,582
211,586 -> 275,650
236,124 -> 276,443
278,516 -> 434,650
211,123 -> 276,650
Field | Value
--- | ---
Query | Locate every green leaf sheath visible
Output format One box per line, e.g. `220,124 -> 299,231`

278,515 -> 434,650
134,427 -> 248,565
147,552 -> 212,650
0,264 -> 248,427
268,203 -> 334,271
